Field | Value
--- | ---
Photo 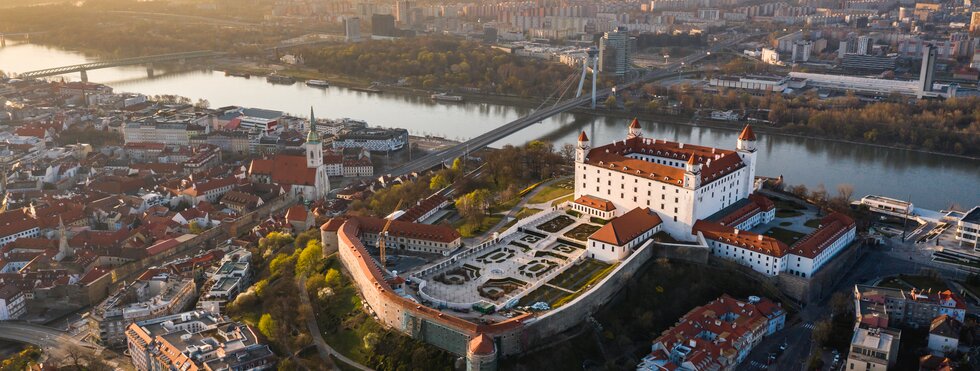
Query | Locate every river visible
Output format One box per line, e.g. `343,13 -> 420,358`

1,42 -> 977,210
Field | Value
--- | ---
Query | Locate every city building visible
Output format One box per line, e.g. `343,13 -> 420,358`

860,195 -> 913,218
372,14 -> 397,37
599,27 -> 634,77
332,127 -> 408,152
953,206 -> 979,248
247,109 -> 331,200
345,17 -> 362,42
88,271 -> 197,348
637,295 -> 786,370
854,285 -> 967,328
573,120 -> 758,239
927,315 -> 961,357
123,120 -> 205,147
125,310 -> 275,371
846,325 -> 901,370
919,44 -> 937,98
791,40 -> 812,62
0,286 -> 26,320
587,207 -> 662,263
841,54 -> 897,73
340,215 -> 462,255
971,12 -> 980,32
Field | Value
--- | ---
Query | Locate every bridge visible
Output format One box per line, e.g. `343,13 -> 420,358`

0,322 -> 106,361
16,50 -> 225,82
385,35 -> 751,177
0,31 -> 40,47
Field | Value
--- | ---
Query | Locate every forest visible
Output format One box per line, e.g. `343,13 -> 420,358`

302,37 -> 578,97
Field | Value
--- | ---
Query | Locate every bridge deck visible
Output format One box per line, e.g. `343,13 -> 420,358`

18,50 -> 224,78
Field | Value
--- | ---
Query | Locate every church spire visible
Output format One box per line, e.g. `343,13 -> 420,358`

306,106 -> 320,144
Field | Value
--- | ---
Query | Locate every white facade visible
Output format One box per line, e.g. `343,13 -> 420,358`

587,224 -> 660,263
954,207 -> 979,248
0,290 -> 26,320
928,332 -> 959,356
573,125 -> 756,241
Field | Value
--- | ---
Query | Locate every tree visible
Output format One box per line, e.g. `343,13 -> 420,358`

830,292 -> 851,315
429,173 -> 450,190
363,332 -> 381,351
604,95 -> 617,108
812,320 -> 832,345
455,189 -> 492,222
324,268 -> 341,288
258,313 -> 277,339
836,184 -> 854,202
559,143 -> 576,162
295,240 -> 323,277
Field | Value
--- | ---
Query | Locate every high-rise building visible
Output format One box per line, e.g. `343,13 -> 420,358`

919,44 -> 937,97
372,14 -> 396,37
791,40 -> 813,62
395,0 -> 413,25
857,35 -> 872,55
345,17 -> 362,42
598,27 -> 634,77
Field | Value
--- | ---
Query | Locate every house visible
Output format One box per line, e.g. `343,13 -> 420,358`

587,207 -> 662,263
928,315 -> 962,356
285,205 -> 315,232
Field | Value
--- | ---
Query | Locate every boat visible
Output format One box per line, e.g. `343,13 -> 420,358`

431,93 -> 464,102
266,74 -> 295,85
224,71 -> 251,78
306,79 -> 330,88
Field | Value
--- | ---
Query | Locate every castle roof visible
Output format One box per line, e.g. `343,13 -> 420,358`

738,124 -> 756,141
578,131 -> 589,142
590,207 -> 662,246
468,333 -> 495,355
585,137 -> 744,188
629,118 -> 641,129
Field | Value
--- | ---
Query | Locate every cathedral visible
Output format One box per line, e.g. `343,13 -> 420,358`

247,108 -> 331,200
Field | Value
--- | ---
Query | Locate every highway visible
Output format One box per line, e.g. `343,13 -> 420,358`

384,34 -> 752,178
0,322 -> 103,361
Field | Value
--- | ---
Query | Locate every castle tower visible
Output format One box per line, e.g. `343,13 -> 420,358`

575,131 -> 590,163
683,153 -> 702,190
627,118 -> 642,139
736,124 -> 758,195
306,107 -> 323,169
466,333 -> 497,371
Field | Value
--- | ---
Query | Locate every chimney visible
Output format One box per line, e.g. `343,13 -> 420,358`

758,235 -> 764,241
734,229 -> 740,235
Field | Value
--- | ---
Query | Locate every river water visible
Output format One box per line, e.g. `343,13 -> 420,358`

1,42 -> 977,210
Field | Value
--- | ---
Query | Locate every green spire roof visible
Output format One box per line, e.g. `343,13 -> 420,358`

306,106 -> 320,144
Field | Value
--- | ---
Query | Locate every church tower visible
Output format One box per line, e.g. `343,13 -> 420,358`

56,216 -> 74,262
307,107 -> 323,169
575,131 -> 590,163
627,118 -> 642,140
736,124 -> 758,194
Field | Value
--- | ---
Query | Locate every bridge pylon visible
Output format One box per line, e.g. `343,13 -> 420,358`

1,35 -> 5,48
80,69 -> 88,82
588,47 -> 599,109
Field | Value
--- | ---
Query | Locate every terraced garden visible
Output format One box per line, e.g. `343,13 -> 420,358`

537,215 -> 575,233
563,223 -> 602,241
550,260 -> 613,292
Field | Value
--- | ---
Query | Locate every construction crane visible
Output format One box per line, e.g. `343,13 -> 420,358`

378,199 -> 403,270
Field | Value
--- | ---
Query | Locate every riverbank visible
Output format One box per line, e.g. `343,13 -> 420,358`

582,108 -> 980,162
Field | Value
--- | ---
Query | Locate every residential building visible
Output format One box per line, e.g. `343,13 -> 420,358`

854,285 -> 967,328
88,271 -> 197,348
345,17 -> 362,42
846,325 -> 901,370
637,295 -> 786,370
927,315 -> 961,356
330,215 -> 461,255
372,14 -> 397,37
333,127 -> 408,152
0,286 -> 26,320
125,310 -> 275,371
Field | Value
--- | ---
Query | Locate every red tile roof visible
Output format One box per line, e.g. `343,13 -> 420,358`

574,195 -> 615,212
578,131 -> 588,142
395,194 -> 448,222
468,333 -> 495,355
284,205 -> 309,222
629,118 -> 641,129
738,124 -> 756,141
585,137 -> 744,187
352,216 -> 461,243
590,207 -> 662,246
788,213 -> 855,259
693,220 -> 789,257
249,155 -> 318,186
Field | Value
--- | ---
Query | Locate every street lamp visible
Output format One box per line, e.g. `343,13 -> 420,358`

663,54 -> 669,65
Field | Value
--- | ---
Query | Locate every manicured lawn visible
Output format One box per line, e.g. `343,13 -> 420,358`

517,285 -> 568,307
537,215 -> 575,233
899,274 -> 950,292
528,178 -> 574,204
775,209 -> 804,218
804,218 -> 823,228
455,214 -> 504,238
764,227 -> 807,245
563,223 -> 601,241
550,260 -> 611,291
551,194 -> 574,207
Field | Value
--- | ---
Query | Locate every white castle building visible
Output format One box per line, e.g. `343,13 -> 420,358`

573,119 -> 759,240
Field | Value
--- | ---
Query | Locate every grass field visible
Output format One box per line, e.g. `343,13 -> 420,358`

455,214 -> 504,238
528,178 -> 574,204
518,285 -> 569,307
764,227 -> 807,245
563,223 -> 601,241
550,260 -> 612,291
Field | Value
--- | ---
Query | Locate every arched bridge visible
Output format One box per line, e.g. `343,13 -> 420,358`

16,50 -> 226,81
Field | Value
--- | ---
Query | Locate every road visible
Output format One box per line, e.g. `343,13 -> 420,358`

0,322 -> 131,368
297,276 -> 373,371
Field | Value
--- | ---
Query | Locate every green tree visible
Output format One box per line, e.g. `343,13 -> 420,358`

604,95 -> 617,107
429,173 -> 451,190
295,240 -> 323,277
258,313 -> 277,339
324,268 -> 341,288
